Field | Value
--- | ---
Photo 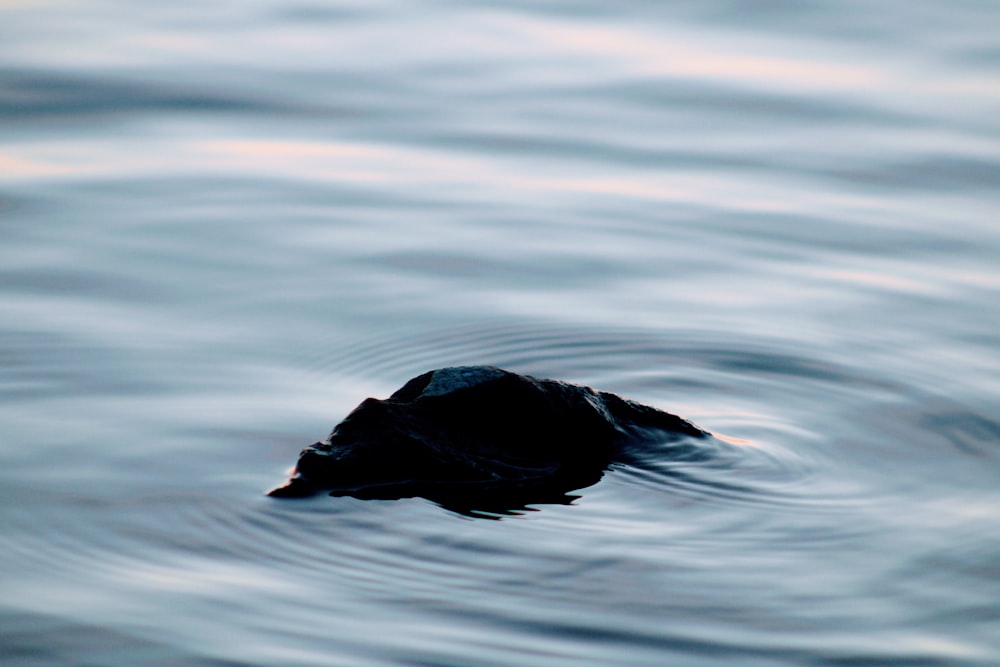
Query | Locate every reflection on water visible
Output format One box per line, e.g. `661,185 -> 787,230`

2,0 -> 999,665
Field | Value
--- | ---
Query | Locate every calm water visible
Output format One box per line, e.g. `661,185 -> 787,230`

2,1 -> 999,665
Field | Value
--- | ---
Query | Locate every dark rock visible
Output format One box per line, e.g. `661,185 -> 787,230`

269,366 -> 706,516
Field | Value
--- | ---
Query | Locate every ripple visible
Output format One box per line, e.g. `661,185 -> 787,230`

259,320 -> 908,524
5,318 -> 995,665
288,319 -> 885,392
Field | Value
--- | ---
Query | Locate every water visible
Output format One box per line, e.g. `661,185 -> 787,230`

2,1 -> 999,665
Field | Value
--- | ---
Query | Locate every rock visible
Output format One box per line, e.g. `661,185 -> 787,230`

269,366 -> 706,515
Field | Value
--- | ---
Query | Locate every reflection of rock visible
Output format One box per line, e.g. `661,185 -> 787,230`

269,366 -> 706,516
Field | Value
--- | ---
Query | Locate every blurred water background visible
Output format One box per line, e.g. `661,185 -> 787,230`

2,1 -> 999,665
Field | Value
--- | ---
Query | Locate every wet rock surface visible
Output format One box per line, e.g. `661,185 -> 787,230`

269,366 -> 707,516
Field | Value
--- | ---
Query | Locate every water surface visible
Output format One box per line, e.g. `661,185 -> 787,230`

2,1 -> 999,665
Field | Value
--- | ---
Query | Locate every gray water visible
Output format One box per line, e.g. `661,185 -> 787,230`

2,1 -> 999,665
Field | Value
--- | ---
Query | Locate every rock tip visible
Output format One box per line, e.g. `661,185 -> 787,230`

267,476 -> 318,498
